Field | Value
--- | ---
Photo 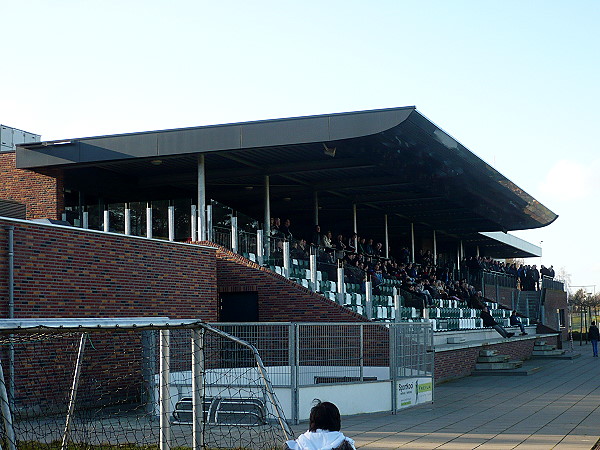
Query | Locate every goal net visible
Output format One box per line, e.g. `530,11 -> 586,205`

0,318 -> 293,449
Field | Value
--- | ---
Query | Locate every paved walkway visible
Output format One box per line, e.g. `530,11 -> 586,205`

340,343 -> 600,449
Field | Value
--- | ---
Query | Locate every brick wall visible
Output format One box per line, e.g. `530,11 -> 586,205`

214,245 -> 369,323
0,218 -> 218,321
543,288 -> 569,340
0,152 -> 63,220
434,338 -> 536,384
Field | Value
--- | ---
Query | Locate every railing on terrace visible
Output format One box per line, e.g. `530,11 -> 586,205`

542,276 -> 565,291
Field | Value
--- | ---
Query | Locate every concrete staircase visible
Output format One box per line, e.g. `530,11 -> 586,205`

531,340 -> 581,359
473,349 -> 541,376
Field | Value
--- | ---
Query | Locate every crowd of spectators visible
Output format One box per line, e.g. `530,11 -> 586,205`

268,217 -> 558,306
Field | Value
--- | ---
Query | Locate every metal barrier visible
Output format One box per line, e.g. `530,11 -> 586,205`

213,322 -> 434,422
542,276 -> 564,291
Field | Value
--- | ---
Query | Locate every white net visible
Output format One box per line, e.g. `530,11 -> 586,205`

0,320 -> 292,449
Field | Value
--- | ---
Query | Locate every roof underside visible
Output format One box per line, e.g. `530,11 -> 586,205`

16,107 -> 557,254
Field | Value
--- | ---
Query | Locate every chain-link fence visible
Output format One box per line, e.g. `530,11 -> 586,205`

213,322 -> 434,423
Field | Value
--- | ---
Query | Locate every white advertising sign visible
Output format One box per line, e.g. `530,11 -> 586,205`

396,377 -> 433,410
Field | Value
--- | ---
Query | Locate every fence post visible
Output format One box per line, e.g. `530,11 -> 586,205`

206,204 -> 213,242
231,216 -> 238,253
103,209 -> 110,233
337,261 -> 345,305
168,205 -> 175,241
283,241 -> 290,278
192,328 -> 205,449
309,248 -> 318,292
256,230 -> 264,265
289,323 -> 299,425
393,288 -> 402,323
365,280 -> 373,320
390,324 -> 397,413
159,330 -> 170,450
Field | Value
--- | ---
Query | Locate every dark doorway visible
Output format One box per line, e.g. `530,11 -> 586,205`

219,292 -> 259,322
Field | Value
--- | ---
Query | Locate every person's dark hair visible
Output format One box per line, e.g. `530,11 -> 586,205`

309,399 -> 341,432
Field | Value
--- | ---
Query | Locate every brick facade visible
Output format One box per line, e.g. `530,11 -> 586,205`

0,218 -> 218,321
0,152 -> 63,220
434,338 -> 536,384
214,245 -> 368,323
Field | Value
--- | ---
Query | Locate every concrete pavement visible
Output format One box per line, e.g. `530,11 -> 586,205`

339,342 -> 600,449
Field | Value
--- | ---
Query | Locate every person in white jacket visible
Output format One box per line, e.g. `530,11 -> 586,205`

285,400 -> 356,450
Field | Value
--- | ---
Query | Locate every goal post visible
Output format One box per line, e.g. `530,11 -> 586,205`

0,318 -> 292,449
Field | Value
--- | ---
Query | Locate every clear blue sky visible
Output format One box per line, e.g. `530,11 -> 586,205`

3,1 -> 599,290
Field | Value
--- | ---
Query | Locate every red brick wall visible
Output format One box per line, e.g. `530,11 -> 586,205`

0,218 -> 218,320
434,338 -> 536,384
214,246 -> 369,323
0,152 -> 63,220
543,288 -> 569,340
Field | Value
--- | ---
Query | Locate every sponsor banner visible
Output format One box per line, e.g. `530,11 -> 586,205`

396,377 -> 433,410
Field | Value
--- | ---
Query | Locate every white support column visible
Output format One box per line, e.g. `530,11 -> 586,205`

365,280 -> 373,320
191,328 -> 205,449
314,191 -> 319,226
393,287 -> 401,323
146,203 -> 153,239
103,209 -> 109,233
197,155 -> 207,241
257,230 -> 264,265
124,205 -> 131,236
205,204 -> 213,242
456,242 -> 461,277
159,329 -> 171,450
168,205 -> 175,241
476,245 -> 480,258
82,211 -> 89,229
191,204 -> 197,241
384,214 -> 389,259
231,216 -> 238,253
309,248 -> 318,292
283,241 -> 290,278
433,230 -> 437,266
337,262 -> 345,306
264,175 -> 271,257
411,223 -> 415,263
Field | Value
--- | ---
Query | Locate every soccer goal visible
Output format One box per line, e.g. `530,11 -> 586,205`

0,318 -> 293,449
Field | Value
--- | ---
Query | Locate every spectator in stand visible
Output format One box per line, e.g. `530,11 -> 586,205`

589,321 -> 599,357
481,306 -> 514,338
311,225 -> 322,248
399,247 -> 410,264
322,230 -> 334,252
510,311 -> 528,335
374,242 -> 384,258
347,232 -> 357,254
334,234 -> 347,260
468,290 -> 485,309
292,238 -> 308,260
270,217 -> 282,238
518,265 -> 527,290
280,218 -> 293,240
357,237 -> 367,255
549,265 -> 555,278
531,265 -> 540,290
540,265 -> 551,278
365,239 -> 375,256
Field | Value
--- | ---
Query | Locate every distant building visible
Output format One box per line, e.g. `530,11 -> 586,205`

0,124 -> 40,152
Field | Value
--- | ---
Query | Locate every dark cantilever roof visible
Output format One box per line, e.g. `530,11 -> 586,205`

16,106 -> 557,238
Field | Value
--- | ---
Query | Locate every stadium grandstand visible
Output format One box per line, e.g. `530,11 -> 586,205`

0,108 -> 569,445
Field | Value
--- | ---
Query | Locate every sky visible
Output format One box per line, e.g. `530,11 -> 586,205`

3,1 -> 599,291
